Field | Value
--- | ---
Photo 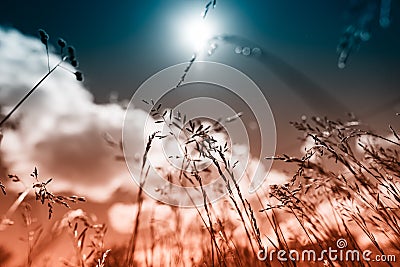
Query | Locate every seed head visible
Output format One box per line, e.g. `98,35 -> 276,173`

38,29 -> 49,45
67,46 -> 76,60
74,71 -> 84,81
71,59 -> 79,68
57,38 -> 67,48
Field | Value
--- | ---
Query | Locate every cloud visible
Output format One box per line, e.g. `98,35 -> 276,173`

108,200 -> 200,234
356,133 -> 398,153
0,27 -> 154,202
107,163 -> 290,234
0,27 -> 286,205
108,202 -> 140,234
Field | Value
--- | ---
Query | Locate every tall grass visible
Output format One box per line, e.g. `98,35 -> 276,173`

0,29 -> 83,128
2,92 -> 399,266
115,112 -> 399,267
0,10 -> 398,265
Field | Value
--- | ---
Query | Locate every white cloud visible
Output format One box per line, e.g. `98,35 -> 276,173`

0,27 -> 283,206
0,27 -> 153,202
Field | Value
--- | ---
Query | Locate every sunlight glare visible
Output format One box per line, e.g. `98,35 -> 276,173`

183,17 -> 213,51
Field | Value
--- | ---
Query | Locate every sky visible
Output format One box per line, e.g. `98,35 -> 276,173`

1,0 -> 399,151
0,0 -> 400,265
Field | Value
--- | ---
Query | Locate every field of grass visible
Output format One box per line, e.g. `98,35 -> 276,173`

0,1 -> 399,266
1,107 -> 399,266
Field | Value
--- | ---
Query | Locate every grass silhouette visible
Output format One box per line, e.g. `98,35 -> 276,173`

0,2 -> 398,265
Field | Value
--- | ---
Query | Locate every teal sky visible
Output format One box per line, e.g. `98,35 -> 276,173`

1,0 -> 399,153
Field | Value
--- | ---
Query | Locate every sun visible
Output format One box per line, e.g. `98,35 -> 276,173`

183,17 -> 213,51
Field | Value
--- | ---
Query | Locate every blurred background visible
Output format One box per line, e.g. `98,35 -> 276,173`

0,0 -> 399,266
